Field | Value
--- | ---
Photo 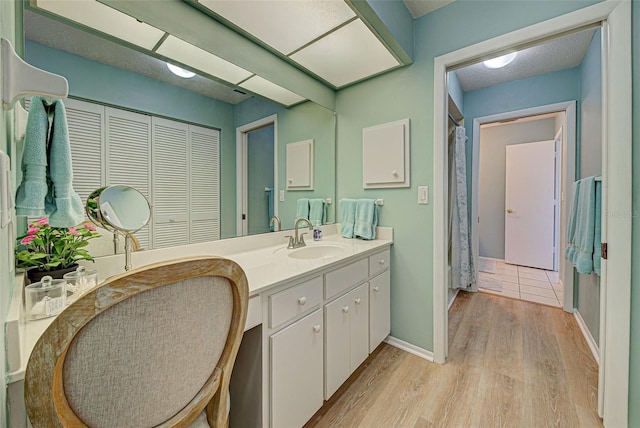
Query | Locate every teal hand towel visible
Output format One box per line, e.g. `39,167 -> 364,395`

354,199 -> 377,240
296,198 -> 309,220
564,180 -> 581,261
309,199 -> 325,226
46,100 -> 84,227
15,97 -> 49,217
593,179 -> 602,276
340,199 -> 357,238
572,176 -> 596,275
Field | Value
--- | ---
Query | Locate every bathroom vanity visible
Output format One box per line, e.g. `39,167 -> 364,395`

6,225 -> 392,428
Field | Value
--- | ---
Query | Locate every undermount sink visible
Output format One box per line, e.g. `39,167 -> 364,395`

287,245 -> 345,260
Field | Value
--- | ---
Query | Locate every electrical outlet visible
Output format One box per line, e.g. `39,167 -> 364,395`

418,186 -> 429,205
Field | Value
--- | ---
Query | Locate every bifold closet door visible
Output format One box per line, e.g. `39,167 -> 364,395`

189,125 -> 220,242
152,117 -> 189,248
105,107 -> 152,249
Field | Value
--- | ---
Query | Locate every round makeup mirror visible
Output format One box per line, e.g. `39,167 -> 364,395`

86,185 -> 151,270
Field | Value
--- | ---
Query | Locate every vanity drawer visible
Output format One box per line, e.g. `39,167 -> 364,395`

269,276 -> 323,329
369,249 -> 390,277
325,259 -> 368,300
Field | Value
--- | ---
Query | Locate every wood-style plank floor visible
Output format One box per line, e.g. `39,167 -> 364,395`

305,291 -> 601,428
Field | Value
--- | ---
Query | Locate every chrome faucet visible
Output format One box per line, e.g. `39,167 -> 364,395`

285,217 -> 313,249
269,215 -> 281,231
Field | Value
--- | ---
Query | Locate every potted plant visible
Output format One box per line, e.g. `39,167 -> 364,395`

16,218 -> 101,283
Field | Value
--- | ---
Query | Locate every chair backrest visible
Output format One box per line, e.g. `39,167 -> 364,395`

25,256 -> 249,427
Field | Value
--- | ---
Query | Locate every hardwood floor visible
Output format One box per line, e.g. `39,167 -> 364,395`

304,291 -> 601,428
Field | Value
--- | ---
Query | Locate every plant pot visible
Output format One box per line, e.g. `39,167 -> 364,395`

26,264 -> 79,285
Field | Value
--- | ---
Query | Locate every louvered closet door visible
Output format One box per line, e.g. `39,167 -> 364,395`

189,125 -> 220,242
64,99 -> 105,205
152,117 -> 189,248
105,107 -> 152,249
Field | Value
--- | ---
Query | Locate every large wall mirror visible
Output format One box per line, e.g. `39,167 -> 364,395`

21,8 -> 336,254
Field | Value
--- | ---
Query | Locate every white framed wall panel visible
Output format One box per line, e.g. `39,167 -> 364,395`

286,139 -> 314,190
362,118 -> 410,188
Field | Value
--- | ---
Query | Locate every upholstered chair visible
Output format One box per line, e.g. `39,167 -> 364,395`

24,256 -> 249,427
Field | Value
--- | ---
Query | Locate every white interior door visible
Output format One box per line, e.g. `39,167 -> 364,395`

504,140 -> 556,270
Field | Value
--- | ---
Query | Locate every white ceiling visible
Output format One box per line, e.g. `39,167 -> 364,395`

24,10 -> 251,104
402,0 -> 454,19
453,28 -> 597,92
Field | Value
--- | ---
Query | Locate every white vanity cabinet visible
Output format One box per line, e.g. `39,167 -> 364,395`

369,269 -> 391,353
324,282 -> 369,399
270,309 -> 324,428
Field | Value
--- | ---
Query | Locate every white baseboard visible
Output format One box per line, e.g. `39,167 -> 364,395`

384,336 -> 434,362
573,309 -> 600,365
448,288 -> 459,310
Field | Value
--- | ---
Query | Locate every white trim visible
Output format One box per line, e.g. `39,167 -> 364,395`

235,115 -> 278,236
470,101 -> 576,314
384,336 -> 434,362
573,309 -> 600,365
433,3 -> 630,426
447,289 -> 459,310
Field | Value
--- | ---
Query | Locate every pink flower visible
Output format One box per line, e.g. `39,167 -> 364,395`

20,235 -> 36,245
68,227 -> 80,235
27,227 -> 40,235
36,218 -> 49,225
84,223 -> 97,231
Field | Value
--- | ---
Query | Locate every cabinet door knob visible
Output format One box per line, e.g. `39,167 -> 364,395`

378,259 -> 385,265
354,298 -> 361,305
298,296 -> 306,305
373,286 -> 380,292
342,306 -> 349,313
313,325 -> 321,333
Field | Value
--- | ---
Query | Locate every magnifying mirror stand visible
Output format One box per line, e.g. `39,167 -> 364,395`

112,232 -> 120,255
124,233 -> 133,271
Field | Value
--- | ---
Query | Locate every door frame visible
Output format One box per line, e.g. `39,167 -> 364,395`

470,102 -> 576,312
235,114 -> 278,236
432,2 -> 631,426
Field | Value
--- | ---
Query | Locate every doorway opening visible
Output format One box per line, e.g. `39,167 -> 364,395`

236,115 -> 278,236
433,2 -> 632,426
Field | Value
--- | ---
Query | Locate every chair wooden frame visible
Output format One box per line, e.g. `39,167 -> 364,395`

24,256 -> 249,428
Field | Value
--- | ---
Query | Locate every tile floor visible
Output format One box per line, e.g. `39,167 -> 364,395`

477,259 -> 562,307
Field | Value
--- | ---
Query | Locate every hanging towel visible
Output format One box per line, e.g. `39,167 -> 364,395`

593,179 -> 602,276
296,198 -> 309,220
46,100 -> 84,227
354,199 -> 377,240
266,188 -> 274,231
340,199 -> 357,238
309,199 -> 325,226
15,97 -> 49,217
565,180 -> 581,262
569,176 -> 597,275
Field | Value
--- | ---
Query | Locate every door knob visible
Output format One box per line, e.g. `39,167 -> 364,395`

506,209 -> 516,213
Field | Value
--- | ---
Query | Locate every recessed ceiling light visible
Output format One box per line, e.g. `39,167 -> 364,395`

483,52 -> 517,69
166,63 -> 196,78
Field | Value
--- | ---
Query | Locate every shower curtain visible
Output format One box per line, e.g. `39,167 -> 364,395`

448,126 -> 477,291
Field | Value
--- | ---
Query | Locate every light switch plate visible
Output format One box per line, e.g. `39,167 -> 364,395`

418,186 -> 429,205
279,190 -> 285,202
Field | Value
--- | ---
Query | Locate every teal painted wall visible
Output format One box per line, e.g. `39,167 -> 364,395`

247,125 -> 274,235
235,97 -> 336,230
448,71 -> 463,113
0,1 -> 18,423
24,41 -> 238,239
335,0 -> 600,352
576,29 -> 602,346
628,1 -> 639,425
366,0 -> 414,59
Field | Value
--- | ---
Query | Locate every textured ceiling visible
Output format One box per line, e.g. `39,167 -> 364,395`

402,0 -> 454,19
453,28 -> 596,92
24,10 -> 250,105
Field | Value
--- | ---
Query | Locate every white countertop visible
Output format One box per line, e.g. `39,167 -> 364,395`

6,224 -> 392,383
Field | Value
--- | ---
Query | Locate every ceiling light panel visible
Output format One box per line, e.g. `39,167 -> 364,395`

197,0 -> 355,55
291,19 -> 400,88
32,0 -> 165,50
240,76 -> 306,106
156,36 -> 253,84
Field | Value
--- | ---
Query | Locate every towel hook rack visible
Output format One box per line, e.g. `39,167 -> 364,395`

2,38 -> 68,110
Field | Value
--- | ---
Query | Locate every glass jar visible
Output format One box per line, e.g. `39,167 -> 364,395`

25,276 -> 66,320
